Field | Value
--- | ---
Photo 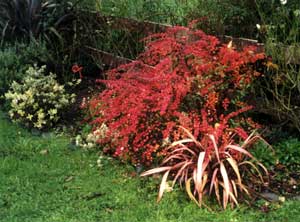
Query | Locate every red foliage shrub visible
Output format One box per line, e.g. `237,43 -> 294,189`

86,26 -> 264,165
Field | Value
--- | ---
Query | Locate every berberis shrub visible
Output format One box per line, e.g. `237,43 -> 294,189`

86,26 -> 265,166
5,65 -> 76,129
85,26 -> 269,208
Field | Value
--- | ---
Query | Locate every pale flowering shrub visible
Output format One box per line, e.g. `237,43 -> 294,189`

75,123 -> 109,149
5,65 -> 76,129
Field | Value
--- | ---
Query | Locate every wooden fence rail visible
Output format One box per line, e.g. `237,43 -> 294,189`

84,12 -> 299,68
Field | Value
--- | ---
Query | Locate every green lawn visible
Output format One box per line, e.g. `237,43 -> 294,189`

0,111 -> 300,222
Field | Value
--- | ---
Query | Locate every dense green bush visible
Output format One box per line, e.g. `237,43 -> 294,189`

0,47 -> 24,98
0,42 -> 48,103
5,65 -> 77,129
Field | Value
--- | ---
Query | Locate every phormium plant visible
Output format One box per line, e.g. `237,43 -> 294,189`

141,124 -> 269,209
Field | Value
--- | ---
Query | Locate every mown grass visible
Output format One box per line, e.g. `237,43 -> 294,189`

0,111 -> 300,222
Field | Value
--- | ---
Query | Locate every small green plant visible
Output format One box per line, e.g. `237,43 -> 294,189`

5,65 -> 76,129
251,141 -> 277,169
276,138 -> 300,169
252,137 -> 300,172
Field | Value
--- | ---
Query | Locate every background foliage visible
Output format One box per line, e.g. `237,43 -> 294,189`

0,42 -> 48,103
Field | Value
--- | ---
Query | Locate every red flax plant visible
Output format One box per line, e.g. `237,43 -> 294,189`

87,26 -> 264,163
141,107 -> 270,209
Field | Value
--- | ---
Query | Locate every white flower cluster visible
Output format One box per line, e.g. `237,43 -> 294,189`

5,65 -> 76,129
75,123 -> 108,149
280,0 -> 287,5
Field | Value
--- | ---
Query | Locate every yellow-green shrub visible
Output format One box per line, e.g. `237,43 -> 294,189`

5,65 -> 76,129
